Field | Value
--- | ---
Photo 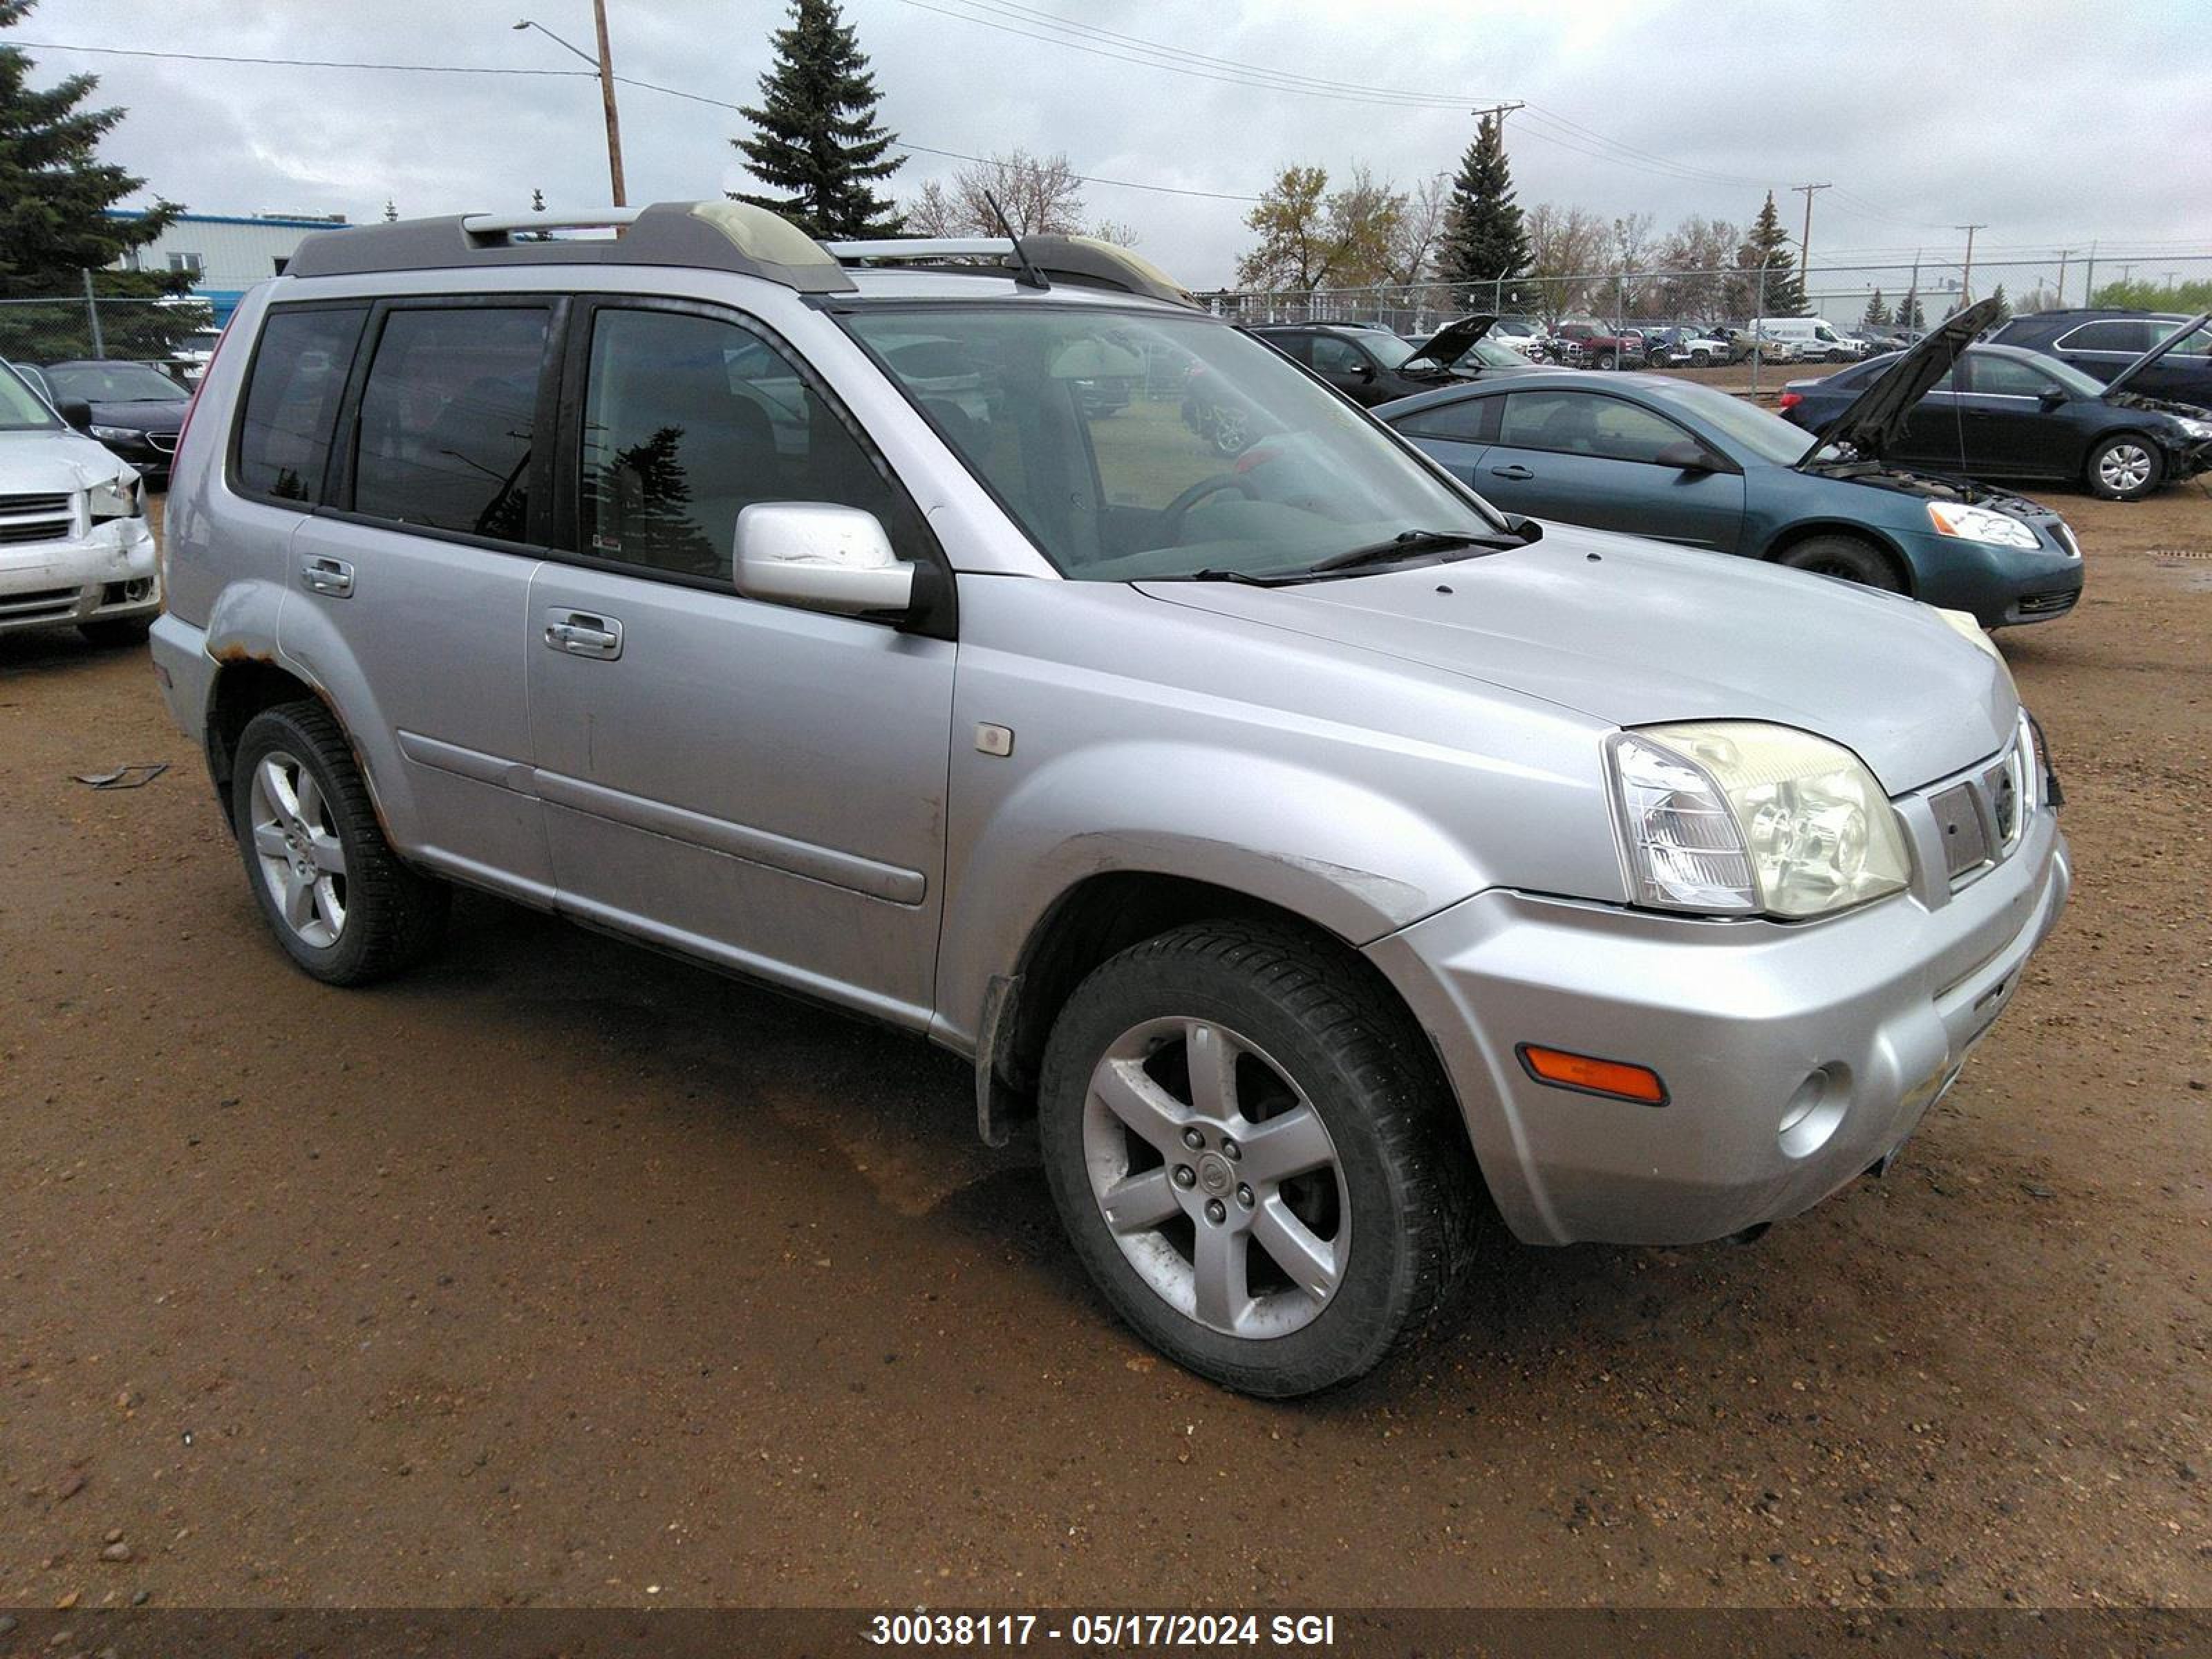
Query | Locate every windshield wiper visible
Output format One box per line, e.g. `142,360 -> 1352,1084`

1301,528 -> 1497,577
1183,567 -> 1290,587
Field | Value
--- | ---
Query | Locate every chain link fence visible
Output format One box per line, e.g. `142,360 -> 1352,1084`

0,288 -> 215,375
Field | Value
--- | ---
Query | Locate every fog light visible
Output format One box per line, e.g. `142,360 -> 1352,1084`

1778,1068 -> 1848,1158
124,578 -> 153,601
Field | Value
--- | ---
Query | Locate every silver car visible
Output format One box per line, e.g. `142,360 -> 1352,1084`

149,203 -> 2070,1396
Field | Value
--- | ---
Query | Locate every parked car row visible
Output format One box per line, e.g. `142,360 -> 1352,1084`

126,202 -> 2074,1398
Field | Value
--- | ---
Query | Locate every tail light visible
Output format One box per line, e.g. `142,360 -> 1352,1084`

170,312 -> 238,471
1778,391 -> 1803,411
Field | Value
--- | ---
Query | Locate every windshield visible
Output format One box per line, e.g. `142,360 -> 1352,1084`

1362,333 -> 1417,369
42,362 -> 189,404
1466,340 -> 1533,368
840,305 -> 1503,582
0,363 -> 61,431
1647,379 -> 1823,465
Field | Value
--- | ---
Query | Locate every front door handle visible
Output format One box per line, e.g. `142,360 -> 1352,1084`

543,608 -> 624,660
1490,464 -> 1535,480
300,556 -> 353,597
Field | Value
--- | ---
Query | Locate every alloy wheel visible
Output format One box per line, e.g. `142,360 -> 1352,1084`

248,749 -> 348,948
2097,442 -> 2153,494
1082,1016 -> 1349,1339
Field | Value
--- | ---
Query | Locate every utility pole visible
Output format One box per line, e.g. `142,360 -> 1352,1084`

1790,182 -> 1831,290
512,10 -> 627,207
1904,248 -> 1921,332
2081,241 -> 2097,308
1955,223 -> 1986,303
2054,247 -> 2074,308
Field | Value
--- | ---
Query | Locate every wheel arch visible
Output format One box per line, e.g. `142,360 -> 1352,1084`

205,656 -> 383,836
1759,519 -> 1916,596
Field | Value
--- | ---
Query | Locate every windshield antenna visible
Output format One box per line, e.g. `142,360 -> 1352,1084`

982,190 -> 1051,292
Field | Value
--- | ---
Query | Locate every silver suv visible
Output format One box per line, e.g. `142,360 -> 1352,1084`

151,203 -> 2070,1396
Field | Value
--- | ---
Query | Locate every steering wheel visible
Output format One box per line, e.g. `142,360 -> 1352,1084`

1154,472 -> 1259,547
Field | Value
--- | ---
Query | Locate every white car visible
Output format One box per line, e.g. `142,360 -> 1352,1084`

0,360 -> 160,644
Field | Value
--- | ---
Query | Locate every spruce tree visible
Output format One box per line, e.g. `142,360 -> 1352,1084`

1734,191 -> 1806,315
1987,283 -> 2011,324
0,1 -> 184,298
733,0 -> 903,239
1861,288 -> 1891,328
1436,114 -> 1530,297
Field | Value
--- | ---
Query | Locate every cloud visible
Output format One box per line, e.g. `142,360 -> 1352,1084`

26,0 -> 2212,294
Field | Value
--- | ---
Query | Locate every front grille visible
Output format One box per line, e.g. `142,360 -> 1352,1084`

0,492 -> 73,516
2016,589 -> 2079,617
0,586 -> 82,619
0,518 -> 72,546
1929,784 -> 1992,879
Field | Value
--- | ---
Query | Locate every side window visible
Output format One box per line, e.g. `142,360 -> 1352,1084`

1394,397 -> 1499,444
579,307 -> 915,583
234,306 -> 366,504
1967,355 -> 2059,397
2059,320 -> 2150,353
1501,391 -> 1688,462
1308,335 -> 1371,376
351,306 -> 547,541
1259,331 -> 1312,366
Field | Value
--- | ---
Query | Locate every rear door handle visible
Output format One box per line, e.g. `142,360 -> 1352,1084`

543,608 -> 624,661
1490,464 -> 1535,480
300,556 -> 353,598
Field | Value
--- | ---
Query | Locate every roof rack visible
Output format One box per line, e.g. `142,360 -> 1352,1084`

825,233 -> 1197,309
284,200 -> 857,294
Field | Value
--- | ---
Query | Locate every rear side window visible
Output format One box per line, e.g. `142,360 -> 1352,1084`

1308,335 -> 1370,375
1394,396 -> 1499,444
2057,319 -> 2151,353
1500,391 -> 1689,464
351,306 -> 548,541
234,306 -> 366,503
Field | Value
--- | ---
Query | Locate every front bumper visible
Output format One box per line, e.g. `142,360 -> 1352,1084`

1899,527 -> 2083,629
1367,802 -> 2070,1248
0,519 -> 160,635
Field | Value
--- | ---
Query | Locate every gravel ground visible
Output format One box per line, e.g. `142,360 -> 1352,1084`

1,485 -> 2207,1612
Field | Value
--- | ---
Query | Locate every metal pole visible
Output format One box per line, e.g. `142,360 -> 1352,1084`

2082,241 -> 2097,307
1956,223 -> 1985,303
1750,261 -> 1764,398
82,269 -> 104,359
2054,248 -> 2072,308
591,0 -> 627,207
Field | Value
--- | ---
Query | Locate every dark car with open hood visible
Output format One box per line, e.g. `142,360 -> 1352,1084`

1242,315 -> 1517,407
1781,310 -> 2212,501
1380,299 -> 2086,627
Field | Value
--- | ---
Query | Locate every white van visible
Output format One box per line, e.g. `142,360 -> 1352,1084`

1751,317 -> 1862,362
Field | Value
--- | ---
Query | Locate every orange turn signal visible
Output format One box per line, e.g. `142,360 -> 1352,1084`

1517,1044 -> 1669,1107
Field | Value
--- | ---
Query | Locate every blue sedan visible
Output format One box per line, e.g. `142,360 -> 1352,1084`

1376,330 -> 2086,627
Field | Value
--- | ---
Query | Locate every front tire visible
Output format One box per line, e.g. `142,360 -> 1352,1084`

2086,434 -> 2162,501
1038,922 -> 1477,1397
230,701 -> 447,986
1777,534 -> 1904,592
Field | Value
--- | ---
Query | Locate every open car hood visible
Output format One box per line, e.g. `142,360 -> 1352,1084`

1801,297 -> 1999,465
1404,313 -> 1498,372
2102,309 -> 2211,398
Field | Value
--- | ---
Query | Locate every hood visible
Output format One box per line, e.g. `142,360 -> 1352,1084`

1804,297 -> 2000,464
2102,308 -> 2211,398
1141,522 -> 2016,795
0,427 -> 140,491
1404,313 -> 1497,372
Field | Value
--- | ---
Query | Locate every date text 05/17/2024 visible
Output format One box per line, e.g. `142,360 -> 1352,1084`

864,1613 -> 1339,1648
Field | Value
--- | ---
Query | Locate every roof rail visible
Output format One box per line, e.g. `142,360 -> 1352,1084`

284,200 -> 857,294
825,233 -> 1197,309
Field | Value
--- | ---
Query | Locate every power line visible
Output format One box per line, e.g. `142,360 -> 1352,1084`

7,39 -> 595,77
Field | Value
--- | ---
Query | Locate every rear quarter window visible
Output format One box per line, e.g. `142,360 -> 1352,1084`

1393,397 -> 1498,443
232,306 -> 368,504
2056,320 -> 2153,353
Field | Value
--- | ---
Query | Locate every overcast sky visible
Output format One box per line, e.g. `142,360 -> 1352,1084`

22,0 -> 2212,296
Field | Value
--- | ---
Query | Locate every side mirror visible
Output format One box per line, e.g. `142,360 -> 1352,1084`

1653,439 -> 1722,473
2037,387 -> 2069,411
1350,360 -> 1376,383
58,398 -> 93,433
733,502 -> 914,618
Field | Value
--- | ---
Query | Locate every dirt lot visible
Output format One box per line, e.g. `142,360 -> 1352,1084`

1,485 -> 2208,1613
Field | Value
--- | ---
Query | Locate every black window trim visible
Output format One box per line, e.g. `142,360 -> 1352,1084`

312,291 -> 568,560
223,298 -> 375,512
547,292 -> 955,637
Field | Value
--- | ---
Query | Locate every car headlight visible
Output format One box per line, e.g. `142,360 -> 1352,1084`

1607,721 -> 1911,919
1927,501 -> 2039,549
88,424 -> 143,444
87,476 -> 144,521
2175,418 -> 2212,440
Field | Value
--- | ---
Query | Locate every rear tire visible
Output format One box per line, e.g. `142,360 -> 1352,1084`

1038,921 -> 1478,1398
1777,534 -> 1904,592
230,700 -> 448,986
2086,433 -> 2162,501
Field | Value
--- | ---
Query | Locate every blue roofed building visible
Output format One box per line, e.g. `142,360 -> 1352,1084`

102,209 -> 355,325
